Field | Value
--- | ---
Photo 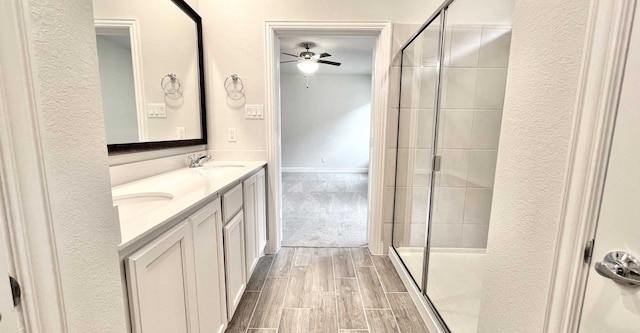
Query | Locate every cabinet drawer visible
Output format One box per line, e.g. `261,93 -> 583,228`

223,183 -> 243,223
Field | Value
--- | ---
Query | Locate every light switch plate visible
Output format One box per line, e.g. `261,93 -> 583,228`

147,103 -> 166,118
245,104 -> 264,119
228,128 -> 237,142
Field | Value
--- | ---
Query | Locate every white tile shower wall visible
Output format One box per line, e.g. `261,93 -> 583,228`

432,25 -> 510,248
386,24 -> 511,251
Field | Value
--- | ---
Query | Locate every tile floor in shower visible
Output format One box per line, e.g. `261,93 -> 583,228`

282,172 -> 369,247
396,247 -> 485,332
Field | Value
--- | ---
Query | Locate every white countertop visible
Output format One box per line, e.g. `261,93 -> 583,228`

112,160 -> 267,250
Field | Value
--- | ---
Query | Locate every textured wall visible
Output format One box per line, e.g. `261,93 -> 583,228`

27,0 -> 127,331
477,0 -> 590,331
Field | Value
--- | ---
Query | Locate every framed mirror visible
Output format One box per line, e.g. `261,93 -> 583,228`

93,0 -> 207,154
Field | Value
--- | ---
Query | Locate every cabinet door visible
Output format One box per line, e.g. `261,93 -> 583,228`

256,168 -> 267,255
243,174 -> 259,276
223,211 -> 247,320
190,199 -> 227,333
126,221 -> 199,333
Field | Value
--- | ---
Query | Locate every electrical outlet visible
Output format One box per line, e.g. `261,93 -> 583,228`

177,127 -> 185,139
245,104 -> 264,119
228,128 -> 237,142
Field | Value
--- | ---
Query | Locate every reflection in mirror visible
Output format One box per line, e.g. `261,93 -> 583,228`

93,0 -> 206,152
96,26 -> 142,144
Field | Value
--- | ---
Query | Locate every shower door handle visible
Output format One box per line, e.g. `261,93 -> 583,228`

594,251 -> 640,287
432,155 -> 441,172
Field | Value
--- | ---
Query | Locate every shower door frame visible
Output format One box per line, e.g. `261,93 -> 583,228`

544,0 -> 638,331
390,0 -> 464,332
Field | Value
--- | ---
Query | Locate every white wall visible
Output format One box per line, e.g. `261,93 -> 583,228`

477,0 -> 590,332
281,73 -> 371,171
106,1 -> 438,183
97,35 -> 140,144
26,0 -> 127,330
197,0 -> 440,160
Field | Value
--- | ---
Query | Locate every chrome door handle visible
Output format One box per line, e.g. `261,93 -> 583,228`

594,251 -> 640,287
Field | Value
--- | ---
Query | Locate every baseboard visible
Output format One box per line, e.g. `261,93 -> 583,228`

281,167 -> 369,173
388,246 -> 446,333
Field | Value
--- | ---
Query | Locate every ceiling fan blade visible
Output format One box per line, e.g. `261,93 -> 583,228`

281,52 -> 300,58
280,60 -> 298,63
317,59 -> 341,66
312,52 -> 332,59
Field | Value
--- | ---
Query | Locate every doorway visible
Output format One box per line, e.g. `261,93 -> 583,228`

264,22 -> 392,255
279,36 -> 375,247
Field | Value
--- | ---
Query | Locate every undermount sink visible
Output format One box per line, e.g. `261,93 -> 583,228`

113,192 -> 174,206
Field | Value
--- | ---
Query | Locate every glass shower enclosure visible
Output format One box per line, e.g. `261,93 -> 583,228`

391,0 -> 513,331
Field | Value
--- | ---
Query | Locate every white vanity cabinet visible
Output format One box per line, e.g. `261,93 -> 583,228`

222,211 -> 246,320
122,166 -> 267,332
126,220 -> 200,333
190,199 -> 227,333
243,174 -> 259,276
126,199 -> 227,333
256,169 -> 267,255
243,169 -> 267,277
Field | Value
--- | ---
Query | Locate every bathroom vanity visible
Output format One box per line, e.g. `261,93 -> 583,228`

93,0 -> 268,331
113,161 -> 267,333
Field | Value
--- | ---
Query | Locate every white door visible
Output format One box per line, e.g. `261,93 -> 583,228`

190,199 -> 227,333
578,6 -> 640,331
243,174 -> 259,276
223,211 -> 247,320
126,220 -> 199,333
0,222 -> 19,332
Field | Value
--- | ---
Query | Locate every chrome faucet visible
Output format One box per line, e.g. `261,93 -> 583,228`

188,153 -> 211,168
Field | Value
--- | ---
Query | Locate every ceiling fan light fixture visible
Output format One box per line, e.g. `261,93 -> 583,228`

297,60 -> 319,74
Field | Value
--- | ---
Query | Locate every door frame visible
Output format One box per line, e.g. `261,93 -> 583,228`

0,0 -> 71,331
264,21 -> 392,255
544,0 -> 637,331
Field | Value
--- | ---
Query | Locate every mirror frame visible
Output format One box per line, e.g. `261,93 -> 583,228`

106,0 -> 207,155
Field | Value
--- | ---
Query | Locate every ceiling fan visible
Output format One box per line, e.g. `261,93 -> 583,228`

281,42 -> 341,74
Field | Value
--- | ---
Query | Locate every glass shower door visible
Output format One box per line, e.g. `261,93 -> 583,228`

391,0 -> 513,331
426,1 -> 511,331
391,14 -> 442,289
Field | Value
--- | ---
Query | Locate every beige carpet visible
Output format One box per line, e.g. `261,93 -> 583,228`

281,172 -> 368,247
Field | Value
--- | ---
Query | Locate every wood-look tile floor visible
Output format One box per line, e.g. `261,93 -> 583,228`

226,247 -> 430,333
